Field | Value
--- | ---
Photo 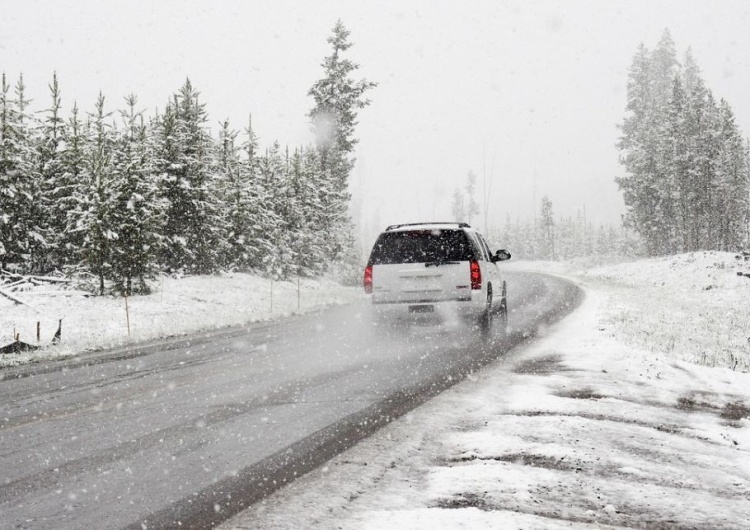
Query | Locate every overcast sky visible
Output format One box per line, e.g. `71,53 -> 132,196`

3,0 -> 750,245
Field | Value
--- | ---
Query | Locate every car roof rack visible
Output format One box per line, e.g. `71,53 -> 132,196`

385,222 -> 471,231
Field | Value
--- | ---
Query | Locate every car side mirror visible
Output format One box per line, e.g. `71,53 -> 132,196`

493,249 -> 511,262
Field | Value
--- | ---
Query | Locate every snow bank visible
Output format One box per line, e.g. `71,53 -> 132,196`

507,251 -> 750,371
583,251 -> 750,371
0,273 -> 361,368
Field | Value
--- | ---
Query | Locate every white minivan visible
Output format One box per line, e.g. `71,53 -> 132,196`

363,222 -> 511,330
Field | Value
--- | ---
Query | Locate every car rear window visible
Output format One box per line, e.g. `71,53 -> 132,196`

368,229 -> 476,265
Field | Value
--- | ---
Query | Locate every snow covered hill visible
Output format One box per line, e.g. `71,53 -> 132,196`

221,251 -> 750,529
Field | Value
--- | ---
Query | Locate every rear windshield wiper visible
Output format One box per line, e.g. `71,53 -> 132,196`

425,260 -> 460,267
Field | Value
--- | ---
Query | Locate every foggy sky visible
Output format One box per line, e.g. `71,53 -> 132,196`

3,0 -> 750,246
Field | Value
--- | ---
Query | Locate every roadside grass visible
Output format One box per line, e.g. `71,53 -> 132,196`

582,252 -> 750,372
507,251 -> 750,372
602,285 -> 749,370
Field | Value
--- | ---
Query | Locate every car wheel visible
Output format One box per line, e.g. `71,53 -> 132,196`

478,285 -> 493,334
498,281 -> 508,333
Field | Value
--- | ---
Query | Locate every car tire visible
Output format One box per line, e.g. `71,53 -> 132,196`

478,285 -> 493,334
498,280 -> 508,333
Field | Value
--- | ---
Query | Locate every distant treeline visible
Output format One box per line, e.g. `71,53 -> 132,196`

489,196 -> 641,261
617,30 -> 750,256
0,21 -> 375,294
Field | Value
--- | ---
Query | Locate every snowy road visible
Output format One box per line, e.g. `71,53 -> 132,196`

0,271 -> 581,529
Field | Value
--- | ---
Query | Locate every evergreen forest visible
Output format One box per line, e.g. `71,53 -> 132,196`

617,30 -> 750,255
0,21 -> 375,295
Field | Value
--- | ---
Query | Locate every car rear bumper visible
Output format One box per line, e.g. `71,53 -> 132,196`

369,292 -> 487,320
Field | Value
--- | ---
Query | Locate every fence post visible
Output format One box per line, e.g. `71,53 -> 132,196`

124,294 -> 131,337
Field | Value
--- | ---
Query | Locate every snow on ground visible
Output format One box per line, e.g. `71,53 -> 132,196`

0,273 -> 361,368
3,252 -> 749,527
223,252 -> 750,529
513,251 -> 750,371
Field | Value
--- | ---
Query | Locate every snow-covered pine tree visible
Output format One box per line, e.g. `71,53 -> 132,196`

284,146 -> 331,278
465,170 -> 480,225
79,93 -> 114,294
58,102 -> 88,270
308,20 -> 376,267
682,77 -> 718,250
309,21 -> 376,171
538,195 -> 555,260
12,75 -> 47,272
715,100 -> 750,251
157,80 -> 224,274
108,94 -> 164,294
300,145 -> 330,275
616,43 -> 658,254
36,72 -> 70,271
450,172 -> 481,225
0,74 -> 37,272
648,30 -> 679,255
617,31 -> 680,255
451,188 -> 466,223
0,73 -> 22,270
665,75 -> 690,252
237,116 -> 275,271
282,147 -> 308,278
216,119 -> 246,270
618,32 -> 750,255
500,214 -> 514,257
560,218 -> 583,259
256,142 -> 289,279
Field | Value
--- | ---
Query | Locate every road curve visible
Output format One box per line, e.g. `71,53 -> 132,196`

0,271 -> 582,529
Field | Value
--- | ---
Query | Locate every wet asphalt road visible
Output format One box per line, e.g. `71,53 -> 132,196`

0,271 -> 582,529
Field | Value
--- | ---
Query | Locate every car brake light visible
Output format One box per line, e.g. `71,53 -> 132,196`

470,260 -> 481,290
364,264 -> 373,293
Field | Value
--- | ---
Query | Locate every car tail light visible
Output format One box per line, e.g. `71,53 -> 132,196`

470,260 -> 481,290
364,264 -> 373,293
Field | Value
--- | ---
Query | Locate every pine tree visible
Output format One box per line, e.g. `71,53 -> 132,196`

238,116 -> 276,271
59,102 -> 88,270
617,31 -> 750,255
79,93 -> 114,294
538,196 -> 555,260
715,100 -> 750,250
617,32 -> 680,255
465,170 -> 480,225
0,74 -> 37,271
451,188 -> 466,222
216,119 -> 245,270
308,20 -> 376,166
108,95 -> 164,294
157,80 -> 224,274
256,142 -> 288,279
299,146 -> 330,275
13,75 -> 46,271
616,43 -> 661,254
665,75 -> 690,252
649,30 -> 679,255
308,20 -> 376,265
36,72 -> 70,271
